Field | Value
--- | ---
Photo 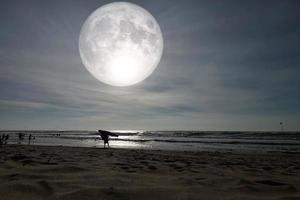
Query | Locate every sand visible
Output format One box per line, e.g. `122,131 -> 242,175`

0,144 -> 300,200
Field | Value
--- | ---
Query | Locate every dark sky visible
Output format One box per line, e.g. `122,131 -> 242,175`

1,0 -> 300,131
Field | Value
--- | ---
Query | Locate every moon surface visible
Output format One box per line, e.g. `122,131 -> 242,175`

79,2 -> 163,87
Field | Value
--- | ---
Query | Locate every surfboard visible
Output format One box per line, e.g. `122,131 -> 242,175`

98,130 -> 119,137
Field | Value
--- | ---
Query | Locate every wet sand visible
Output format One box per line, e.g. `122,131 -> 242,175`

0,144 -> 300,200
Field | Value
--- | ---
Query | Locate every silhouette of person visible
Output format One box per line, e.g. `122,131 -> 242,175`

98,130 -> 118,148
28,134 -> 32,145
18,133 -> 24,140
0,134 -> 7,145
4,134 -> 9,145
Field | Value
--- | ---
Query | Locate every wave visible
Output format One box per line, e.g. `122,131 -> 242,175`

32,135 -> 300,146
111,138 -> 300,146
3,130 -> 300,144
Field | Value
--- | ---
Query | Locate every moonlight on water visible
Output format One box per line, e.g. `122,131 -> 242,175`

79,2 -> 163,87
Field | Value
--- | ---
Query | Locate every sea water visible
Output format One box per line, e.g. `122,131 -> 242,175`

1,130 -> 300,153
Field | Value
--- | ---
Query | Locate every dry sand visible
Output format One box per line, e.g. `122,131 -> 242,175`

0,144 -> 300,200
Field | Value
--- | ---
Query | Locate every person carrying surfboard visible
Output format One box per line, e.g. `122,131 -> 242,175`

98,130 -> 118,148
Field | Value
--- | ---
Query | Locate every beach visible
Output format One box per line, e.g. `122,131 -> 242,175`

0,144 -> 300,200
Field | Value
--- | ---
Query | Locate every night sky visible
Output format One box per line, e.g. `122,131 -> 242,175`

1,0 -> 300,131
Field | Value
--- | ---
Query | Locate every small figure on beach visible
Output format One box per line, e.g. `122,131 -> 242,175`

0,135 -> 3,146
98,130 -> 118,148
28,134 -> 32,145
18,133 -> 25,140
4,134 -> 9,144
1,134 -> 9,145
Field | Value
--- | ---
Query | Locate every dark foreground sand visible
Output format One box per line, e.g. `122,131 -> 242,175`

0,145 -> 300,200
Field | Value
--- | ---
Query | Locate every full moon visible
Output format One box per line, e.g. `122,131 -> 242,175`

79,2 -> 163,87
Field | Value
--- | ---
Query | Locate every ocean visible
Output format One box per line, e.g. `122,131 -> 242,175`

1,130 -> 300,153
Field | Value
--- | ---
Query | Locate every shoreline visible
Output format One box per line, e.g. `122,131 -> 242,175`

3,142 -> 300,154
2,130 -> 300,153
1,144 -> 300,200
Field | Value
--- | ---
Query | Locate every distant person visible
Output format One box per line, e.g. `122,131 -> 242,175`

0,134 -> 7,145
28,134 -> 32,145
18,133 -> 24,140
98,130 -> 118,148
4,134 -> 9,145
